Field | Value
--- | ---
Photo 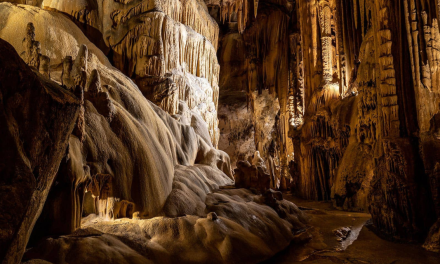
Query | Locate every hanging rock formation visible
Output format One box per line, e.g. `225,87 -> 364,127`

2,0 -> 440,262
287,0 -> 440,244
0,2 -> 310,263
215,0 -> 294,193
214,0 -> 440,247
39,0 -> 222,147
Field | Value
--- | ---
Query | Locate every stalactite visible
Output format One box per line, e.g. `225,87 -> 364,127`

217,0 -> 249,33
353,0 -> 358,29
402,0 -> 440,133
377,1 -> 399,137
404,0 -> 418,92
335,0 -> 347,95
319,0 -> 333,83
254,0 -> 258,18
289,33 -> 303,127
360,0 -> 365,37
107,6 -> 221,146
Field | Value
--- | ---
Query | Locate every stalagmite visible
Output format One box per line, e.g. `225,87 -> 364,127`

254,0 -> 258,18
72,44 -> 88,88
39,55 -> 50,78
61,56 -> 74,89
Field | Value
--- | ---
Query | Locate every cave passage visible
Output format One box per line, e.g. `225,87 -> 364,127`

0,0 -> 440,264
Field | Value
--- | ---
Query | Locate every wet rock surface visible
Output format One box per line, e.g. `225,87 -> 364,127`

266,195 -> 440,264
333,227 -> 351,242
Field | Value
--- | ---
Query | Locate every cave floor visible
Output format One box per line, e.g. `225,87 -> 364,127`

265,194 -> 440,264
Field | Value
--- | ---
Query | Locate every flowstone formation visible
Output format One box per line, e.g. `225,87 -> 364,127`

0,3 -> 309,264
2,0 -> 440,262
40,0 -> 222,147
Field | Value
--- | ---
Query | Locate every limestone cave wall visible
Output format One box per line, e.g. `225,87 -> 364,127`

2,0 -> 440,261
290,0 -> 440,241
0,2 -> 311,263
215,0 -> 294,191
36,0 -> 222,147
215,0 -> 440,242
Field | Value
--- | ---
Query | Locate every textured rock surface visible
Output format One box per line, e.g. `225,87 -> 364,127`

0,3 -> 231,219
0,2 -> 312,264
424,218 -> 440,253
24,189 -> 307,264
287,0 -> 440,243
214,0 -> 440,246
0,38 -> 80,263
234,161 -> 270,191
216,0 -> 294,187
38,0 -> 222,147
218,91 -> 255,168
3,0 -> 440,262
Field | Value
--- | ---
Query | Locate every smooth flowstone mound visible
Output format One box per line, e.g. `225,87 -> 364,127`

24,229 -> 154,264
25,189 -> 308,264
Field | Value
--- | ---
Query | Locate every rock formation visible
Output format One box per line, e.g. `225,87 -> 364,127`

2,0 -> 440,263
215,0 -> 440,248
289,0 -> 440,243
40,0 -> 222,147
215,0 -> 294,191
0,3 -> 309,263
0,38 -> 81,264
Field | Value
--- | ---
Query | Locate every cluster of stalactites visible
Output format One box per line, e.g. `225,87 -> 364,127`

111,13 -> 220,93
110,11 -> 220,146
160,0 -> 220,49
86,173 -> 135,220
307,83 -> 340,114
352,0 -> 374,38
110,0 -> 219,49
402,0 -> 440,133
218,0 -> 253,33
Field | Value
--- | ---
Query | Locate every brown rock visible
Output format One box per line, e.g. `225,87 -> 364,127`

234,160 -> 271,192
0,38 -> 80,263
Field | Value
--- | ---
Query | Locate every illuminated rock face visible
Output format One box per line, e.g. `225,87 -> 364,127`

216,2 -> 294,191
288,0 -> 440,243
0,3 -> 309,264
215,0 -> 440,245
39,0 -> 221,147
2,0 -> 440,262
288,0 -> 440,242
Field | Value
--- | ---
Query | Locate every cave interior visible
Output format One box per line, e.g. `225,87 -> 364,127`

1,0 -> 440,263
